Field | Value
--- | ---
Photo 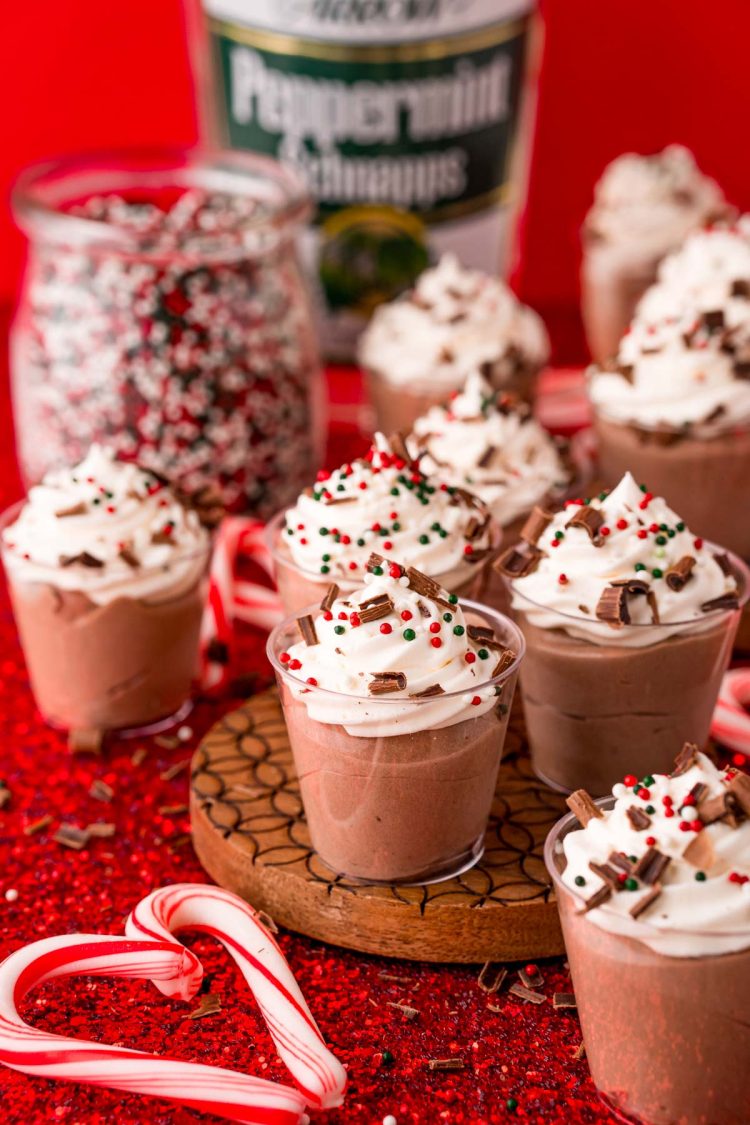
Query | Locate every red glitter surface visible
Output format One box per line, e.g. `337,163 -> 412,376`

0,369 -> 619,1125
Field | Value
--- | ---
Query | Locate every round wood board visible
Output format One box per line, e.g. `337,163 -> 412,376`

190,690 -> 568,963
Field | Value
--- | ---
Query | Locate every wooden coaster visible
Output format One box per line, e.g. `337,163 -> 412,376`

190,690 -> 568,963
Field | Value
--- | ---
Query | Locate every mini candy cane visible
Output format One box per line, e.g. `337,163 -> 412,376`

0,934 -> 307,1125
127,884 -> 346,1110
710,668 -> 750,758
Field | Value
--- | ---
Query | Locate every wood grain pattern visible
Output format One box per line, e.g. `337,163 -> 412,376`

190,690 -> 568,962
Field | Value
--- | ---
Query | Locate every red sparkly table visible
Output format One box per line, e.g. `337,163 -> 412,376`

0,351 -> 617,1125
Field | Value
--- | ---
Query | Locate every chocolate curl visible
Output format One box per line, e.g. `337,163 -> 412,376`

520,506 -> 554,546
54,501 -> 88,518
409,683 -> 445,699
494,543 -> 543,579
671,741 -> 699,777
626,806 -> 652,831
579,885 -> 611,913
596,579 -> 655,628
357,594 -> 394,624
664,556 -> 696,591
368,672 -> 407,696
629,885 -> 662,920
682,830 -> 716,871
319,584 -> 340,612
59,551 -> 104,569
565,505 -> 605,544
118,545 -> 141,569
701,592 -> 740,612
727,772 -> 750,817
632,847 -> 671,886
296,614 -> 319,647
566,790 -> 603,828
713,552 -> 733,577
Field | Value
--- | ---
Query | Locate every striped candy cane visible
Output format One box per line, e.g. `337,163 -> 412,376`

126,884 -> 346,1110
0,934 -> 307,1124
710,668 -> 750,758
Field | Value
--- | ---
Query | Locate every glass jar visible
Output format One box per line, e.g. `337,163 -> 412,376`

11,149 -> 323,516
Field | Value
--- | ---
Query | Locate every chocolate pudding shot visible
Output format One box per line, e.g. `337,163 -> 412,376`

358,253 -> 549,434
546,745 -> 750,1125
581,145 -> 729,364
589,221 -> 750,561
268,432 -> 498,615
267,556 -> 524,883
496,472 -> 747,794
1,445 -> 212,733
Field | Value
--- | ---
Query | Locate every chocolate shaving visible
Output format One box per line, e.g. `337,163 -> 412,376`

388,431 -> 413,465
492,650 -> 516,677
508,984 -> 546,1005
320,584 -> 340,612
607,852 -> 634,875
427,1058 -> 466,1071
697,791 -> 740,826
629,884 -> 662,919
366,552 -> 385,572
296,614 -> 319,647
368,672 -> 407,695
688,781 -> 708,804
572,1041 -> 586,1060
477,962 -> 508,994
727,772 -> 750,817
358,594 -> 394,623
416,599 -> 431,618
566,790 -> 603,827
626,806 -> 652,831
405,566 -> 443,599
55,501 -> 87,518
464,516 -> 483,541
60,551 -> 104,569
467,625 -> 499,646
566,505 -> 605,544
477,445 -> 497,468
68,728 -> 103,755
553,992 -> 577,1010
130,747 -> 148,767
0,782 -> 10,810
671,742 -> 699,776
595,585 -> 630,627
713,552 -> 733,577
118,545 -> 140,569
703,309 -> 725,332
180,484 -> 225,529
633,847 -> 671,886
53,824 -> 90,851
321,495 -> 356,505
665,556 -> 696,591
682,830 -> 716,870
731,279 -> 750,298
158,804 -> 189,817
409,683 -> 445,699
159,759 -> 190,782
701,593 -> 740,612
494,543 -> 543,578
734,360 -> 750,378
588,861 -> 622,889
520,506 -> 554,546
151,530 -> 176,546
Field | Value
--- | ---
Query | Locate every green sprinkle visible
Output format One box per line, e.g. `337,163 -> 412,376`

356,538 -> 366,547
640,483 -> 648,493
286,527 -> 294,536
642,776 -> 655,786
381,1049 -> 394,1067
676,521 -> 685,531
667,529 -> 675,538
478,648 -> 489,660
652,568 -> 663,579
442,612 -> 453,622
403,628 -> 416,641
372,566 -> 383,576
426,485 -> 436,494
506,1098 -> 518,1113
634,563 -> 646,572
624,878 -> 638,891
574,875 -> 586,887
419,534 -> 430,545
322,553 -> 330,562
404,481 -> 414,490
92,497 -> 100,505
448,594 -> 458,605
598,491 -> 608,501
628,855 -> 637,863
333,625 -> 345,635
379,528 -> 389,537
695,871 -> 707,882
554,531 -> 564,540
645,805 -> 655,815
390,488 -> 400,497
392,522 -> 401,531
337,484 -> 345,492
439,529 -> 448,538
320,565 -> 330,574
319,527 -> 329,536
453,625 -> 465,636
659,523 -> 668,531
420,496 -> 430,506
655,535 -> 667,546
431,522 -> 442,532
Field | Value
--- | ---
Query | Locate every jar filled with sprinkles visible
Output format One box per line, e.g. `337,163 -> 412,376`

11,150 -> 323,515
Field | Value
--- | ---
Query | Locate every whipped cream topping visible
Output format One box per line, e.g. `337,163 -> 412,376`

558,750 -> 750,957
589,222 -> 750,429
584,145 -> 728,258
279,433 -> 495,590
358,254 -> 549,394
2,446 -> 210,604
410,371 -> 571,528
276,560 -> 521,737
502,472 -> 740,647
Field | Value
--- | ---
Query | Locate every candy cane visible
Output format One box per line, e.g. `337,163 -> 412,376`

0,934 -> 307,1125
710,668 -> 750,758
126,884 -> 346,1110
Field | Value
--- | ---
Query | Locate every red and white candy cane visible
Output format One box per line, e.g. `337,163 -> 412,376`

126,884 -> 346,1110
0,934 -> 308,1125
711,668 -> 750,758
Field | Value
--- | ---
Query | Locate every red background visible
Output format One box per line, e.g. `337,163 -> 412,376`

1,0 -> 749,362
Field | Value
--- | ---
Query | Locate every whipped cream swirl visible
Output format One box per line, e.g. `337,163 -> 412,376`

358,254 -> 549,394
558,750 -> 750,957
276,563 -> 521,737
2,446 -> 210,604
584,145 -> 728,258
279,433 -> 495,590
503,472 -> 741,647
589,222 -> 750,430
410,371 -> 571,528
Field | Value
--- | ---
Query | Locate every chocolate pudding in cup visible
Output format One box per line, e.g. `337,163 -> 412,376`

358,253 -> 549,435
267,556 -> 524,884
267,432 -> 499,616
1,446 -> 212,734
496,472 -> 748,795
545,745 -> 750,1125
581,146 -> 729,364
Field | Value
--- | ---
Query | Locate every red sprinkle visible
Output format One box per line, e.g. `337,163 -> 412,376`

637,787 -> 650,800
664,808 -> 675,818
471,696 -> 481,706
524,964 -> 538,977
380,623 -> 393,635
600,526 -> 610,537
401,610 -> 413,621
645,836 -> 656,846
429,622 -> 441,634
465,652 -> 476,664
616,519 -> 628,530
323,611 -> 333,621
558,574 -> 568,585
463,544 -> 474,555
388,564 -> 401,579
732,753 -> 746,766
693,538 -> 703,550
649,523 -> 659,533
430,637 -> 442,649
280,652 -> 290,664
338,611 -> 348,620
358,482 -> 367,490
623,774 -> 638,787
349,614 -> 361,628
306,677 -> 318,686
682,794 -> 696,807
340,534 -> 351,545
371,523 -> 381,533
729,871 -> 749,885
288,659 -> 302,671
637,529 -> 648,539
689,820 -> 703,833
299,537 -> 308,545
348,561 -> 357,570
662,795 -> 673,806
679,821 -> 691,833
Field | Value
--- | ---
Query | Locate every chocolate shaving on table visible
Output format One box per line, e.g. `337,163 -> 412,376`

320,584 -> 340,612
55,501 -> 87,518
24,815 -> 53,837
477,962 -> 508,994
588,861 -> 622,889
671,741 -> 699,776
565,505 -> 605,543
68,728 -> 103,755
187,993 -> 222,1020
159,759 -> 190,782
118,545 -> 140,569
633,847 -> 671,886
130,747 -> 148,767
665,555 -> 696,591
629,884 -> 662,920
626,806 -> 652,831
566,790 -> 603,827
731,278 -> 750,298
368,672 -> 407,695
477,445 -> 497,469
727,772 -> 750,817
53,824 -> 90,851
86,822 -> 116,838
520,506 -> 554,546
387,1001 -> 419,1021
89,779 -> 114,803
572,1041 -> 586,1061
508,983 -> 546,1005
296,614 -> 319,646
518,965 -> 543,989
0,782 -> 10,810
358,594 -> 394,623
409,683 -> 445,699
492,650 -> 516,677
713,552 -> 733,577
682,830 -> 716,870
494,543 -> 543,578
206,638 -> 229,665
553,993 -> 577,1010
427,1058 -> 466,1071
607,852 -> 634,875
60,551 -> 104,569
154,734 -> 180,750
701,592 -> 740,612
